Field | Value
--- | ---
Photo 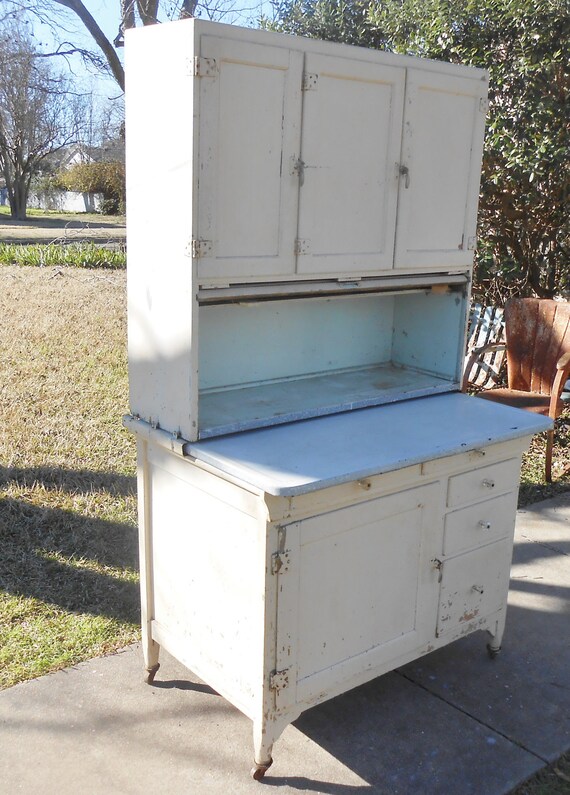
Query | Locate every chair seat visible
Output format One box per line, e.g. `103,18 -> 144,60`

478,388 -> 563,416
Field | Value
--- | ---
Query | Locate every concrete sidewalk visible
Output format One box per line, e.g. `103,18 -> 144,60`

1,494 -> 569,795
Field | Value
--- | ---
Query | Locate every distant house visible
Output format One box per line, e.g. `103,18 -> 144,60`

26,138 -> 125,213
55,139 -> 126,170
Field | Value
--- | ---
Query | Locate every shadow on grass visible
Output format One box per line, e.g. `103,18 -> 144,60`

0,466 -> 139,624
0,215 -> 124,231
0,464 -> 136,498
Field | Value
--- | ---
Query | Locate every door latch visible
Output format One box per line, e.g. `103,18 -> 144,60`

291,157 -> 305,186
432,557 -> 443,583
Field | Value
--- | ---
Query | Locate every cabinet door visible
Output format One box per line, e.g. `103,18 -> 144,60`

394,70 -> 487,270
196,36 -> 303,281
437,538 -> 512,637
275,483 -> 440,707
296,53 -> 405,275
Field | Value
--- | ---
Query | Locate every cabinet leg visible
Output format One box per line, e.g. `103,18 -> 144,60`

137,439 -> 160,685
487,617 -> 505,659
251,715 -> 291,780
142,632 -> 160,684
251,723 -> 274,781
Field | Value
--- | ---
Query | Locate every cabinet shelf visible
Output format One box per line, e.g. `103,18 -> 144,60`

198,363 -> 456,438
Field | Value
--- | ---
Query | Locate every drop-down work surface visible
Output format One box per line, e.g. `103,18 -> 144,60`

188,392 -> 552,496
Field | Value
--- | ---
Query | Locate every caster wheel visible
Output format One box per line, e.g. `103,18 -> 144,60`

487,643 -> 501,660
250,758 -> 273,781
143,663 -> 160,684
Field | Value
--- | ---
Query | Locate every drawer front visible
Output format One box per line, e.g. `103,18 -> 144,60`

447,458 -> 520,508
443,492 -> 518,556
437,538 -> 512,636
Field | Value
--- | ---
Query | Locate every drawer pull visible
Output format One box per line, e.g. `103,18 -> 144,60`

472,584 -> 485,594
478,520 -> 492,530
482,479 -> 495,489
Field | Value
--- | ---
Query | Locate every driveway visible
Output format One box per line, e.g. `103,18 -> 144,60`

0,212 -> 126,245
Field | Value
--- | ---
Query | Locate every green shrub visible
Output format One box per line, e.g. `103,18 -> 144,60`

58,162 -> 126,215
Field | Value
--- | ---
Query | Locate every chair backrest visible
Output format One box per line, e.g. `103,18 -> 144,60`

504,298 -> 570,394
465,303 -> 506,388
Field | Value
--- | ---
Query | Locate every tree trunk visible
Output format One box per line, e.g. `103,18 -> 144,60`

8,176 -> 29,220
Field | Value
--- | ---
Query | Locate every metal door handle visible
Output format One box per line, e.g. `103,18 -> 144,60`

478,521 -> 492,530
399,164 -> 410,188
482,479 -> 495,489
472,584 -> 485,594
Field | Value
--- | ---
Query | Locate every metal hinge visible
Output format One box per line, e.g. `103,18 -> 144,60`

187,239 -> 213,259
302,72 -> 318,91
269,669 -> 290,691
467,236 -> 477,250
271,550 -> 290,575
192,56 -> 217,78
294,238 -> 310,255
479,97 -> 489,114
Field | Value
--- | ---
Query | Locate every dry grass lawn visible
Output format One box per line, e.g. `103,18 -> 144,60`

0,265 -> 139,689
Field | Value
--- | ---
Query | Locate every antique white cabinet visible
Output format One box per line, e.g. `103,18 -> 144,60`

124,19 -> 550,780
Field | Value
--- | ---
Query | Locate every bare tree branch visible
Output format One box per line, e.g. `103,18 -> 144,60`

52,0 -> 125,90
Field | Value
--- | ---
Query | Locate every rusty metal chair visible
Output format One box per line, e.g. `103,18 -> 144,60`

462,297 -> 570,481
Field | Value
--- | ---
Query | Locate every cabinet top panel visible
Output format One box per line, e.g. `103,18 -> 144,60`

126,18 -> 488,83
187,393 -> 550,496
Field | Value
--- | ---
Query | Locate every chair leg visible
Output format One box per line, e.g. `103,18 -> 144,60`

545,428 -> 554,483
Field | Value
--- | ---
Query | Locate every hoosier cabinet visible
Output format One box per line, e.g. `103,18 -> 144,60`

124,19 -> 551,779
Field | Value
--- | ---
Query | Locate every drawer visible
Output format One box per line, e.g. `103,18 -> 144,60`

447,458 -> 520,508
443,492 -> 517,556
437,538 -> 512,637
421,438 -> 525,478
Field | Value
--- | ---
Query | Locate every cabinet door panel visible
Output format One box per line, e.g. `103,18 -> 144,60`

394,70 -> 487,270
197,36 -> 303,280
296,53 -> 405,275
437,538 -> 511,637
277,484 -> 440,704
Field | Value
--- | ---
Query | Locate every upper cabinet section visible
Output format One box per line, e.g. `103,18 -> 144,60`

127,20 -> 488,284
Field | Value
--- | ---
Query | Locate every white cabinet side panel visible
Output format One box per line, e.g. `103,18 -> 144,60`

297,53 -> 405,274
125,22 -> 198,439
394,69 -> 487,269
148,453 -> 267,716
197,36 -> 303,280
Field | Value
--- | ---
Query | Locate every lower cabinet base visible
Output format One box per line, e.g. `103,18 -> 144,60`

135,435 -> 528,778
141,617 -> 506,778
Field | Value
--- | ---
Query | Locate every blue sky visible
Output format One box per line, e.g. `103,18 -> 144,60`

33,0 -> 274,103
